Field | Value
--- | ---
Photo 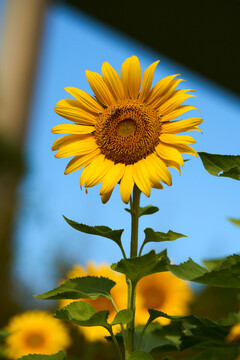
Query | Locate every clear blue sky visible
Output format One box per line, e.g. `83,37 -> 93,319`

1,2 -> 240,302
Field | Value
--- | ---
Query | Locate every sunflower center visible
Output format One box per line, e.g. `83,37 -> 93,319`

139,285 -> 166,310
25,333 -> 45,347
117,119 -> 136,138
94,100 -> 161,165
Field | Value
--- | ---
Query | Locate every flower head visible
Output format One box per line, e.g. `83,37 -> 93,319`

226,323 -> 240,343
59,262 -> 127,342
52,56 -> 202,203
135,271 -> 193,325
4,311 -> 70,359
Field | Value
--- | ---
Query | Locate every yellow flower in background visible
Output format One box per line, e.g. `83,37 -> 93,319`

52,56 -> 202,203
135,271 -> 193,325
60,262 -> 128,342
226,323 -> 240,343
4,311 -> 70,359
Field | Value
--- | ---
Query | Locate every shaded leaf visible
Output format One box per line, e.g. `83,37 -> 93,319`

169,255 -> 240,287
219,312 -> 240,326
54,301 -> 111,330
181,350 -> 218,360
35,276 -> 115,301
147,309 -> 225,328
111,309 -> 133,326
111,250 -> 170,284
143,311 -> 236,355
128,351 -> 153,360
63,215 -> 124,248
19,351 -> 66,360
198,152 -> 240,180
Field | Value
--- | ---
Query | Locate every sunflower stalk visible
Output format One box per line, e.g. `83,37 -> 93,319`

125,185 -> 141,359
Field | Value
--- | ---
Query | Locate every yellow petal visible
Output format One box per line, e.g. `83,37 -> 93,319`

164,159 -> 181,174
162,117 -> 203,133
173,143 -> 198,157
133,160 -> 151,197
64,148 -> 101,175
102,62 -> 125,100
80,156 -> 114,188
54,135 -> 98,158
160,133 -> 196,145
52,124 -> 95,134
159,90 -> 196,115
65,87 -> 103,113
52,134 -> 81,151
56,98 -> 83,108
145,74 -> 179,106
139,60 -> 160,102
155,142 -> 184,166
161,105 -> 198,122
85,70 -> 115,106
120,165 -> 134,204
147,155 -> 172,186
101,189 -> 114,204
121,56 -> 141,99
143,158 -> 163,189
148,78 -> 184,109
100,163 -> 125,195
54,105 -> 97,125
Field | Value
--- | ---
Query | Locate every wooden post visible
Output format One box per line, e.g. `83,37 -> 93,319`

0,0 -> 48,326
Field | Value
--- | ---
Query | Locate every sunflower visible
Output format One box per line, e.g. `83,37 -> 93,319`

135,271 -> 193,325
4,311 -> 70,359
226,323 -> 240,343
52,56 -> 202,203
59,262 -> 128,342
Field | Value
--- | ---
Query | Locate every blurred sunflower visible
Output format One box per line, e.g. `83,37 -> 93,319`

4,311 -> 70,359
52,56 -> 202,203
135,271 -> 193,325
59,262 -> 128,342
226,323 -> 240,343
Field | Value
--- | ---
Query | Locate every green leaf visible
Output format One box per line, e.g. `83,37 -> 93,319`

63,215 -> 124,249
111,309 -> 133,326
139,205 -> 159,217
169,254 -> 240,287
219,312 -> 240,326
111,250 -> 170,284
147,309 -> 225,328
181,350 -> 218,360
228,217 -> 240,227
19,351 -> 66,360
0,329 -> 9,340
198,152 -> 240,180
35,276 -> 115,300
143,311 -> 236,354
128,351 -> 153,360
125,205 -> 159,217
54,301 -> 111,331
141,228 -> 187,251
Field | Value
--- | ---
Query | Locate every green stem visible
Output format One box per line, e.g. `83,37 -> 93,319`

135,321 -> 150,351
119,243 -> 127,259
109,296 -> 127,348
138,242 -> 145,257
109,328 -> 123,360
130,185 -> 141,258
126,185 -> 141,359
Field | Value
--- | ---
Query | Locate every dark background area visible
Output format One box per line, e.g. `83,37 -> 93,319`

63,0 -> 240,95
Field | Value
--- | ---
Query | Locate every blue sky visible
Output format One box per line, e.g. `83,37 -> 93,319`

1,2 -> 240,302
